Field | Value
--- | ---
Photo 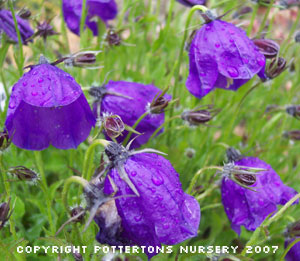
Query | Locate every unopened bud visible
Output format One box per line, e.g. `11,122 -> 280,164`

226,147 -> 243,162
182,106 -> 220,125
283,130 -> 300,141
234,173 -> 257,186
253,39 -> 280,59
266,57 -> 287,79
106,28 -> 121,46
35,20 -> 58,41
295,31 -> 300,43
0,198 -> 12,230
232,6 -> 253,19
286,105 -> 300,119
0,130 -> 11,151
150,96 -> 169,114
18,8 -> 31,19
8,166 -> 39,182
279,0 -> 300,9
103,114 -> 125,139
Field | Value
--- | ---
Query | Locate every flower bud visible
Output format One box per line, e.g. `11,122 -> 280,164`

283,130 -> 300,141
88,85 -> 107,100
182,106 -> 220,125
70,206 -> 85,223
0,198 -> 12,230
226,147 -> 243,162
279,0 -> 300,9
234,173 -> 257,186
184,148 -> 196,159
106,28 -> 121,46
0,130 -> 11,151
295,31 -> 300,43
102,114 -> 125,139
253,39 -> 280,59
8,166 -> 39,182
34,20 -> 58,41
17,8 -> 31,19
287,220 -> 300,238
286,105 -> 300,119
149,96 -> 169,114
266,57 -> 287,79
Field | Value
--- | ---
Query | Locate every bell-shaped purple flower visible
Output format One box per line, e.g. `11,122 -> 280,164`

90,81 -> 171,149
221,156 -> 298,235
5,56 -> 95,150
0,9 -> 34,44
186,20 -> 265,99
62,0 -> 118,36
99,142 -> 200,259
177,0 -> 207,7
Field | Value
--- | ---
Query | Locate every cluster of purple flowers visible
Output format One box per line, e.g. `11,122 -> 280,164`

1,0 -> 299,260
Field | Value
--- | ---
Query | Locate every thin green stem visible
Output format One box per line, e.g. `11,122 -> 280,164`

123,111 -> 150,146
34,151 -> 55,234
79,0 -> 88,47
282,9 -> 300,55
257,0 -> 275,35
247,4 -> 258,36
187,166 -> 222,194
280,238 -> 300,261
62,176 -> 89,212
8,0 -> 24,77
82,139 -> 109,181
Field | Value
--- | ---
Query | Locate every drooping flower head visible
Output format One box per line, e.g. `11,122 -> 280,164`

89,81 -> 171,149
5,56 -> 95,150
0,9 -> 34,44
176,0 -> 207,7
221,148 -> 298,235
94,142 -> 200,259
186,19 -> 265,99
62,0 -> 118,36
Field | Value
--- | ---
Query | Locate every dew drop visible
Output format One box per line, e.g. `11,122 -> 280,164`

274,181 -> 281,187
131,171 -> 137,177
156,194 -> 163,201
151,173 -> 164,186
227,66 -> 239,77
9,103 -> 16,109
200,72 -> 206,77
31,91 -> 38,96
256,56 -> 265,66
229,39 -> 234,43
215,43 -> 220,48
22,81 -> 27,87
163,223 -> 170,229
31,84 -> 35,88
32,71 -> 38,75
258,198 -> 264,206
243,58 -> 249,64
205,26 -> 211,31
38,78 -> 44,83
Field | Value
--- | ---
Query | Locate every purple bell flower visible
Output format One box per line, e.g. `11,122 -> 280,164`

0,9 -> 34,44
62,0 -> 117,36
177,0 -> 207,7
90,81 -> 171,149
186,20 -> 265,99
221,156 -> 298,235
97,142 -> 200,259
285,239 -> 300,261
5,56 -> 95,150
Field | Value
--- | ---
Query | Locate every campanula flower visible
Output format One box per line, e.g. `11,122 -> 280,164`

97,142 -> 200,259
5,56 -> 95,150
0,9 -> 34,44
186,20 -> 265,99
89,81 -> 171,148
177,0 -> 207,7
285,239 -> 300,261
222,149 -> 298,235
62,0 -> 118,36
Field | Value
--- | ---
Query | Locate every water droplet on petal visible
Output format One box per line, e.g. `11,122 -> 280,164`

230,39 -> 234,43
215,43 -> 220,48
131,171 -> 137,177
22,81 -> 27,87
152,172 -> 164,186
258,198 -> 264,206
38,78 -> 43,83
200,72 -> 206,76
31,91 -> 38,96
205,26 -> 211,31
243,58 -> 249,64
32,71 -> 38,75
256,56 -> 265,66
163,223 -> 170,229
134,215 -> 142,222
227,66 -> 239,77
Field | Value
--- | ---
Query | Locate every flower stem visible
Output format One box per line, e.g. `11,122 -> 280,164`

8,0 -> 24,77
79,0 -> 88,48
123,111 -> 149,146
247,3 -> 258,36
280,238 -> 300,261
168,5 -> 208,145
62,176 -> 89,212
282,9 -> 300,55
257,0 -> 275,35
34,151 -> 55,234
187,166 -> 222,194
82,139 -> 110,181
